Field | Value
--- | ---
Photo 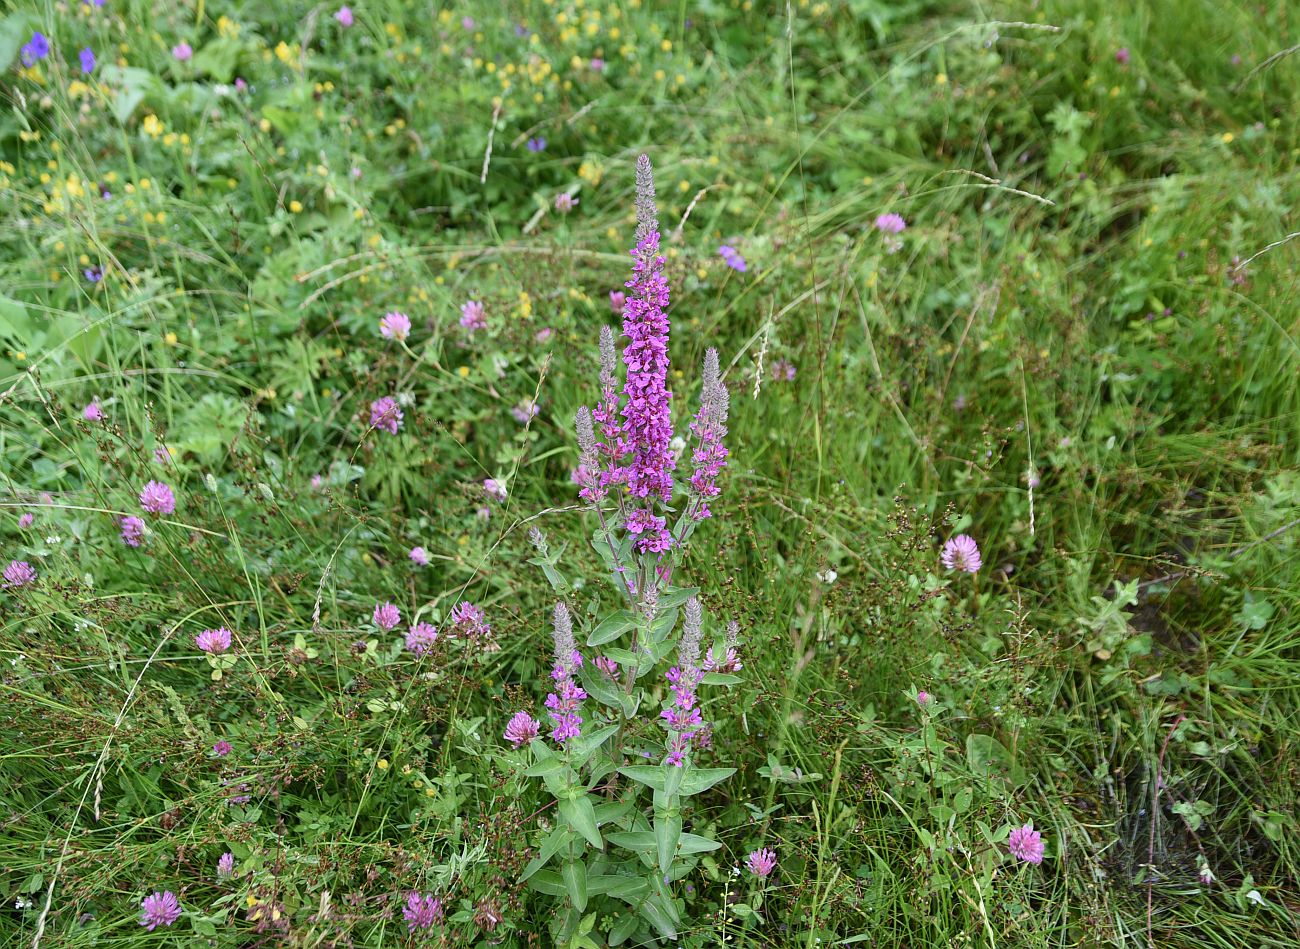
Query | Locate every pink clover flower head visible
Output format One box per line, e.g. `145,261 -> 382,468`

379,311 -> 411,341
874,212 -> 907,234
747,848 -> 777,878
449,601 -> 490,641
554,192 -> 578,213
172,42 -> 193,62
916,690 -> 931,707
120,515 -> 146,547
408,546 -> 430,566
373,602 -> 401,630
1115,47 -> 1130,65
213,740 -> 232,757
483,478 -> 507,502
139,480 -> 176,515
403,892 -> 444,931
503,710 -> 540,747
335,6 -> 354,27
770,358 -> 796,382
608,290 -> 626,314
3,560 -> 37,588
459,299 -> 487,331
1008,824 -> 1045,864
405,622 -> 439,655
83,399 -> 105,421
195,627 -> 233,654
18,512 -> 34,529
940,534 -> 982,573
369,397 -> 403,434
217,852 -> 235,879
140,891 -> 181,930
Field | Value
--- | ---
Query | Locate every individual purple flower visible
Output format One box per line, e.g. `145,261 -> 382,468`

483,478 -> 507,502
554,192 -> 578,213
18,512 -> 34,530
746,848 -> 777,878
335,6 -> 354,27
544,603 -> 585,743
940,534 -> 982,573
403,892 -> 444,931
405,622 -> 439,655
510,401 -> 538,425
594,655 -> 619,678
409,546 -> 430,566
84,266 -> 103,283
379,311 -> 411,341
3,560 -> 37,588
503,711 -> 540,747
769,358 -> 796,382
20,32 -> 50,67
1115,47 -> 1130,65
461,16 -> 476,30
195,627 -> 233,654
79,48 -> 96,74
590,57 -> 605,72
373,602 -> 401,630
217,852 -> 235,879
139,480 -> 176,515
526,137 -> 547,153
83,399 -> 105,421
1008,824 -> 1045,864
459,299 -> 487,331
535,326 -> 554,343
120,515 -> 146,547
172,42 -> 193,62
718,245 -> 747,272
687,348 -> 729,521
916,690 -> 931,707
874,212 -> 906,234
369,396 -> 403,434
213,740 -> 232,757
153,446 -> 171,465
139,891 -> 181,930
608,290 -> 626,314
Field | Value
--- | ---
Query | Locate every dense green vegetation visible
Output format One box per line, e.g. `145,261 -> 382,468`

2,0 -> 1298,945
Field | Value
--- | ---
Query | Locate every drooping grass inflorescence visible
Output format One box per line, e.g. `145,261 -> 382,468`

505,154 -> 744,943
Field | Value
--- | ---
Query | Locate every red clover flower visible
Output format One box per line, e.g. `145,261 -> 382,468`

1008,824 -> 1045,864
403,892 -> 444,931
941,534 -> 982,573
369,397 -> 403,435
503,710 -> 541,747
3,560 -> 37,588
139,481 -> 176,515
373,602 -> 401,630
746,848 -> 777,878
195,627 -> 232,654
120,515 -> 146,547
139,891 -> 181,930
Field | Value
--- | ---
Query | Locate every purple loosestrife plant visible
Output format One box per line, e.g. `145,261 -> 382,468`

511,155 -> 742,944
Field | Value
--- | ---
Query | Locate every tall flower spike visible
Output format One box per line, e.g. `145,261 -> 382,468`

575,407 -> 605,504
688,348 -> 729,520
633,153 -> 659,244
594,325 -> 622,455
617,155 -> 675,552
680,596 -> 703,671
545,601 -> 585,743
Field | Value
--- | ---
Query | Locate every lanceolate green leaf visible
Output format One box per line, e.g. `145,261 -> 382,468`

559,795 -> 603,850
679,767 -> 736,797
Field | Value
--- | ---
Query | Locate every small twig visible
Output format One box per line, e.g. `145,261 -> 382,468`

1231,230 -> 1300,273
1234,43 -> 1300,92
942,168 -> 1056,206
479,98 -> 503,185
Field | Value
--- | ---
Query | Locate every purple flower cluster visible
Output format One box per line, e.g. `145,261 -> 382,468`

369,397 -> 403,435
373,602 -> 401,630
120,515 -> 146,547
718,245 -> 747,272
403,892 -> 444,931
405,622 -> 439,655
661,598 -> 707,766
687,349 -> 729,521
449,601 -> 491,642
503,710 -> 540,747
3,560 -> 37,588
140,891 -> 181,930
20,32 -> 49,68
140,480 -> 176,515
195,627 -> 233,654
543,603 -> 585,743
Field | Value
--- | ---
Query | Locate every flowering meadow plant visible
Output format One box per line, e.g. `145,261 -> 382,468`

506,156 -> 746,942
